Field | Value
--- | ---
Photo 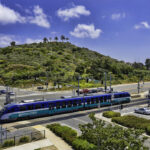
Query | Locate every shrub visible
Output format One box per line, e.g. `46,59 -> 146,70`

19,136 -> 29,143
72,138 -> 96,150
47,123 -> 77,144
146,126 -> 150,135
112,115 -> 150,131
103,111 -> 121,118
2,139 -> 14,147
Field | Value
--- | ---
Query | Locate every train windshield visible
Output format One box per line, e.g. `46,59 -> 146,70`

0,108 -> 5,115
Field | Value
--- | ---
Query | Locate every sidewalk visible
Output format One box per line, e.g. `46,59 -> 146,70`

5,139 -> 53,150
33,125 -> 72,150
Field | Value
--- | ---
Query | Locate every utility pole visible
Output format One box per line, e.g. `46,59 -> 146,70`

110,73 -> 111,92
77,76 -> 80,96
104,72 -> 107,93
137,80 -> 140,94
6,86 -> 10,105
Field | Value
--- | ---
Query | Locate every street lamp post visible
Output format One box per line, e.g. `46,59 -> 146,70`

104,72 -> 107,93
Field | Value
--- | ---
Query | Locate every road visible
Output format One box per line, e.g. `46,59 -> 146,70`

0,82 -> 150,107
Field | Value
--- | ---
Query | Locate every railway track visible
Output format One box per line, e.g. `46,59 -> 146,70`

8,98 -> 149,129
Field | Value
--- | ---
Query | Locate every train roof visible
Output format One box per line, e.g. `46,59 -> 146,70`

4,91 -> 130,108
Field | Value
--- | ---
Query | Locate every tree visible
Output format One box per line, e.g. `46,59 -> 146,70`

60,35 -> 65,42
79,113 -> 148,150
43,37 -> 48,43
54,36 -> 58,42
10,41 -> 16,47
145,58 -> 150,70
132,62 -> 145,70
66,37 -> 69,42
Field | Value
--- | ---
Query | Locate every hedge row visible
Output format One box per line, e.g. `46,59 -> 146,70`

103,111 -> 121,118
47,123 -> 77,144
72,138 -> 96,150
112,115 -> 150,134
47,123 -> 96,150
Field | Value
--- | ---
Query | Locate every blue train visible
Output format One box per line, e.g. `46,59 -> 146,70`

0,92 -> 131,122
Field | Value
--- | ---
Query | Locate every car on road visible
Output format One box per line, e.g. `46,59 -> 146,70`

134,108 -> 150,115
8,92 -> 15,96
0,90 -> 6,94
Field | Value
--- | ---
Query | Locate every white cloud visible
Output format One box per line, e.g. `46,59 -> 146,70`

25,38 -> 42,44
0,3 -> 26,24
0,4 -> 50,28
57,5 -> 90,21
70,24 -> 102,39
29,5 -> 50,28
111,13 -> 126,20
0,35 -> 20,47
134,21 -> 150,29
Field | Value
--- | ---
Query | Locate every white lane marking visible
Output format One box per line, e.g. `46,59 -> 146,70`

73,118 -> 88,124
17,121 -> 31,124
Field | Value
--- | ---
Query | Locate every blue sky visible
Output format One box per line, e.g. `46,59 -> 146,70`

0,0 -> 150,63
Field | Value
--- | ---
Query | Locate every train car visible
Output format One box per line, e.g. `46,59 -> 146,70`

0,92 -> 131,122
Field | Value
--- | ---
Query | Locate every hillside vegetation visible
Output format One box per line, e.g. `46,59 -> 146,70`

0,41 -> 150,88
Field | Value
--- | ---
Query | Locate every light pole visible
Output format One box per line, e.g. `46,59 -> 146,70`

137,80 -> 140,94
104,72 -> 107,93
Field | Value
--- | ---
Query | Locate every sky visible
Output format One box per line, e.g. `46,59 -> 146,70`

0,0 -> 150,63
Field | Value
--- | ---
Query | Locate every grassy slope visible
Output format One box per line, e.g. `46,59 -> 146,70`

0,42 -> 149,88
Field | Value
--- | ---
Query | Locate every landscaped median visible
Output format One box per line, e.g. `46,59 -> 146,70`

46,123 -> 96,150
102,111 -> 121,118
102,111 -> 150,136
112,115 -> 150,135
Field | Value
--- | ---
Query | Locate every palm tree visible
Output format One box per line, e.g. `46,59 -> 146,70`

60,35 -> 65,42
66,37 -> 69,42
43,37 -> 48,43
10,41 -> 16,47
54,36 -> 58,42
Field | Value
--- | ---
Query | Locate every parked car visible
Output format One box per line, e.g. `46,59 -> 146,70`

134,108 -> 150,115
0,90 -> 6,94
76,89 -> 89,94
97,88 -> 103,92
8,92 -> 15,96
89,89 -> 98,93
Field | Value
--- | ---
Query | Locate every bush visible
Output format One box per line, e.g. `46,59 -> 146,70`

47,123 -> 77,144
19,136 -> 29,143
112,115 -> 150,131
103,111 -> 121,118
72,138 -> 96,150
2,139 -> 14,147
146,126 -> 150,135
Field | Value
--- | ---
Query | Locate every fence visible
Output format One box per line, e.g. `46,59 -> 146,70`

0,129 -> 45,147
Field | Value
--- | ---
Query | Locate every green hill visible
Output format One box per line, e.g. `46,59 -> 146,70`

0,41 -> 149,88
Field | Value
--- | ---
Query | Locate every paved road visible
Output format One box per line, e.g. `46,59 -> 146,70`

0,82 -> 150,107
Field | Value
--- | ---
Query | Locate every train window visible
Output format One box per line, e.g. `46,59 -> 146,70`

62,101 -> 66,108
35,104 -> 41,109
78,100 -> 82,106
56,102 -> 60,109
20,106 -> 26,111
73,101 -> 77,106
10,107 -> 15,113
96,98 -> 99,103
104,96 -> 107,102
49,103 -> 54,110
87,99 -> 90,104
41,103 -> 45,108
28,105 -> 33,110
99,96 -> 103,103
91,98 -> 95,104
68,101 -> 72,107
